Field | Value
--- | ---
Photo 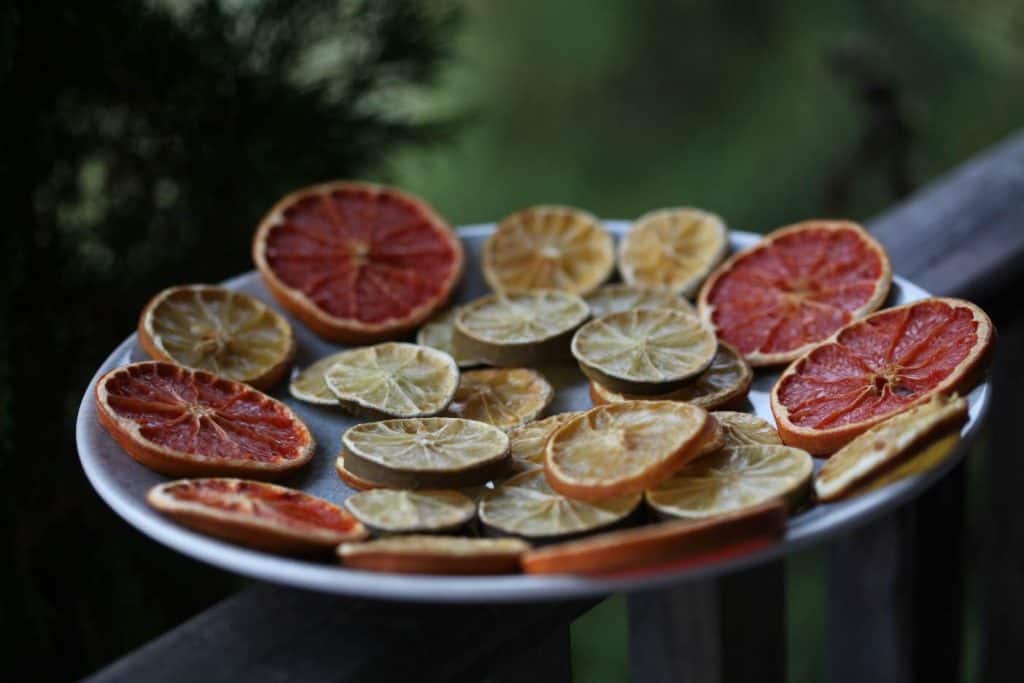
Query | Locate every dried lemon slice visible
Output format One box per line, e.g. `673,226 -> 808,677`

454,291 -> 589,366
338,535 -> 529,574
483,206 -> 614,295
342,417 -> 510,489
139,284 -> 294,390
545,401 -> 714,500
571,309 -> 717,394
585,283 -> 695,318
480,469 -> 640,540
416,308 -> 482,368
344,489 -> 476,534
814,394 -> 968,502
335,453 -> 393,491
715,411 -> 782,447
324,342 -> 458,418
289,351 -> 350,405
445,368 -> 553,431
508,412 -> 585,472
618,208 -> 728,297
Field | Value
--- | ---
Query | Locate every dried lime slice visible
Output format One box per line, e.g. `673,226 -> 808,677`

289,352 -> 350,405
715,411 -> 782,447
344,489 -> 476,534
416,308 -> 482,368
507,412 -> 585,472
584,283 -> 695,318
338,535 -> 529,574
445,368 -> 553,431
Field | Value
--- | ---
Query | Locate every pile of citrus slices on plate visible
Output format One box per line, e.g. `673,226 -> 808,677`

93,183 -> 995,576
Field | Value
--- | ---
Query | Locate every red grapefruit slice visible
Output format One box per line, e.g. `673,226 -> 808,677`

771,298 -> 993,454
253,181 -> 464,343
698,220 -> 891,366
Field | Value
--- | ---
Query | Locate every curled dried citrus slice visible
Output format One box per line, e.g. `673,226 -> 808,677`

585,283 -> 695,318
342,417 -> 510,489
571,309 -> 717,394
96,362 -> 314,478
479,470 -> 640,540
483,206 -> 614,295
772,298 -> 993,454
139,284 -> 294,390
698,220 -> 892,366
454,291 -> 589,366
323,342 -> 458,418
618,208 -> 729,298
253,181 -> 463,343
416,308 -> 482,368
344,489 -> 476,534
814,393 -> 968,501
544,401 -> 715,500
335,453 -> 393,491
588,342 -> 752,410
507,412 -> 585,472
289,351 -> 349,405
147,478 -> 366,553
715,411 -> 782,446
445,368 -> 553,431
338,535 -> 529,575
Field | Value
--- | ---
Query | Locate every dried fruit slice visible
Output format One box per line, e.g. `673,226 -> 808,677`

416,308 -> 482,368
479,470 -> 640,540
253,181 -> 463,343
814,393 -> 969,501
445,368 -> 553,431
337,535 -> 529,574
289,351 -> 349,405
454,291 -> 589,366
344,489 -> 476,534
324,342 -> 458,418
772,298 -> 993,454
715,411 -> 782,446
521,501 -> 786,575
139,284 -> 295,390
147,478 -> 366,553
335,453 -> 393,491
342,418 -> 510,489
571,309 -> 717,394
585,283 -> 695,318
588,342 -> 752,410
96,361 -> 314,478
544,401 -> 715,500
483,206 -> 614,295
698,220 -> 892,366
618,208 -> 729,298
507,412 -> 585,472
860,433 -> 960,494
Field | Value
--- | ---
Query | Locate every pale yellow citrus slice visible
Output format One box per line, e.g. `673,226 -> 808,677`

585,283 -> 695,318
338,535 -> 529,574
860,433 -> 960,494
507,412 -> 586,472
343,489 -> 476,534
138,284 -> 294,390
715,411 -> 782,447
416,308 -> 482,368
618,208 -> 729,298
323,342 -> 458,418
289,351 -> 350,405
571,309 -> 717,394
483,206 -> 614,295
445,368 -> 553,431
454,291 -> 589,366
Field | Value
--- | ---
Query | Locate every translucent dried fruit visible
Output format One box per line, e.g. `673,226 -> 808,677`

507,412 -> 585,472
344,489 -> 475,534
289,351 -> 350,405
585,283 -> 695,318
416,308 -> 482,368
445,367 -> 553,431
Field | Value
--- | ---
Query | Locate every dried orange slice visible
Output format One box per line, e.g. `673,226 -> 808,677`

324,342 -> 458,418
96,362 -> 314,478
416,308 -> 482,368
445,368 -> 553,431
571,309 -> 717,394
507,412 -> 585,472
344,489 -> 476,534
544,401 -> 715,500
338,535 -> 529,574
698,220 -> 892,366
147,478 -> 366,553
454,291 -> 589,366
715,411 -> 782,446
138,284 -> 294,390
618,208 -> 729,297
814,393 -> 968,501
288,351 -> 350,405
585,283 -> 695,318
483,206 -> 614,295
335,453 -> 393,491
772,298 -> 993,454
253,181 -> 463,343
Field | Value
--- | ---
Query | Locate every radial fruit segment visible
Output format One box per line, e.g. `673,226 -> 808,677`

96,362 -> 314,478
698,220 -> 891,366
289,351 -> 350,405
445,367 -> 553,431
344,489 -> 476,534
585,283 -> 695,318
337,535 -> 529,575
253,182 -> 463,343
507,412 -> 585,471
416,308 -> 482,368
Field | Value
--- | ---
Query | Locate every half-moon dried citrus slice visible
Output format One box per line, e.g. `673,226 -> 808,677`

138,284 -> 295,390
544,401 -> 714,500
698,220 -> 892,366
416,308 -> 482,368
772,298 -> 993,454
96,362 -> 314,478
588,342 -> 752,409
342,417 -> 510,489
454,291 -> 589,366
335,453 -> 394,491
344,489 -> 476,534
147,478 -> 366,553
585,283 -> 696,318
859,433 -> 960,495
289,351 -> 349,405
483,206 -> 614,295
445,368 -> 553,431
814,393 -> 968,501
571,309 -> 717,394
479,469 -> 640,540
507,412 -> 586,472
253,181 -> 463,343
323,342 -> 458,418
715,411 -> 782,447
338,535 -> 529,574
618,208 -> 729,298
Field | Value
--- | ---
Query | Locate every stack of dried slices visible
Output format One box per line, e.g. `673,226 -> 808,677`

95,183 -> 995,576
